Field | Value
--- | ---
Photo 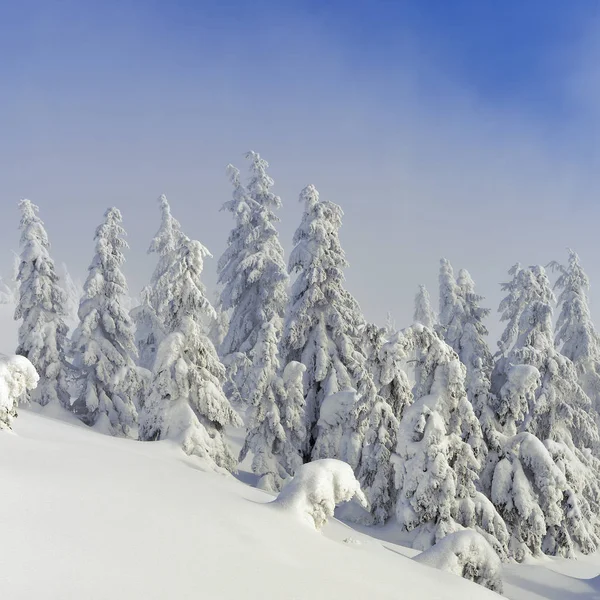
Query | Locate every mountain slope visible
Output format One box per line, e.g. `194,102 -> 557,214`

0,408 -> 503,600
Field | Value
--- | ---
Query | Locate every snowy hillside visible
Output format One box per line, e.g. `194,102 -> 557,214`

0,408 -> 598,600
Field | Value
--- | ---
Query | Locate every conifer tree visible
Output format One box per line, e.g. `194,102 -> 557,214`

139,238 -> 242,472
355,324 -> 412,523
454,269 -> 495,422
14,199 -> 71,410
60,262 -> 83,331
392,324 -> 509,554
278,360 -> 307,476
283,184 -> 366,460
487,264 -> 600,559
133,195 -> 188,371
218,156 -> 288,407
439,266 -> 497,451
493,265 -> 597,449
71,208 -> 141,435
550,249 -> 600,415
363,323 -> 413,419
131,287 -> 164,372
239,322 -> 306,490
438,258 -> 464,349
414,284 -> 435,328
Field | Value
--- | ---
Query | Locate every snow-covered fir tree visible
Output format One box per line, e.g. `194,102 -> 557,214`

454,269 -> 494,413
486,264 -> 600,559
551,249 -> 600,416
391,324 -> 509,555
283,184 -> 367,462
130,287 -> 164,372
239,321 -> 306,491
363,323 -> 413,419
414,284 -> 436,328
61,262 -> 83,330
278,360 -> 307,476
355,323 -> 413,523
133,195 -> 188,371
217,156 -> 288,407
139,237 -> 242,472
493,264 -> 598,449
438,258 -> 464,348
489,364 -> 600,560
356,396 -> 400,524
14,199 -> 71,409
71,208 -> 141,436
438,266 -> 497,450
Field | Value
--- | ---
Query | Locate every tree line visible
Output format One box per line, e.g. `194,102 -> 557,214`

7,150 -> 600,562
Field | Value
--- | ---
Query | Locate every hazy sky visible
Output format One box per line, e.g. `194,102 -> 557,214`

3,0 -> 600,344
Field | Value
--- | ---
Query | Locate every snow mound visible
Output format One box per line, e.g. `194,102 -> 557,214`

273,459 -> 368,529
0,354 -> 38,429
414,530 -> 503,593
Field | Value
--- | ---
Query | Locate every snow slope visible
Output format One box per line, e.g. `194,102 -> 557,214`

1,409 -> 600,599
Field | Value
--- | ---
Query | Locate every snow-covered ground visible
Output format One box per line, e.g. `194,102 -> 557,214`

2,409 -> 600,599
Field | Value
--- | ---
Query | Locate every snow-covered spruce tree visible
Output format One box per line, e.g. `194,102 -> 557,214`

490,364 -> 600,560
238,320 -> 287,489
356,396 -> 399,524
551,249 -> 600,415
139,238 -> 242,472
133,195 -> 188,371
438,258 -> 465,349
130,287 -> 164,372
239,321 -> 306,491
362,323 -> 413,419
391,324 -> 509,555
414,284 -> 436,328
493,264 -> 598,449
217,157 -> 288,406
487,264 -> 600,559
439,266 -> 497,455
61,262 -> 83,330
71,208 -> 141,436
278,360 -> 307,477
353,324 -> 413,524
283,184 -> 367,462
14,199 -> 71,409
454,269 -> 495,415
147,194 -> 187,318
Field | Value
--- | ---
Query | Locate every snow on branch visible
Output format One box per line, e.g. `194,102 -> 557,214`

273,459 -> 368,530
0,355 -> 39,430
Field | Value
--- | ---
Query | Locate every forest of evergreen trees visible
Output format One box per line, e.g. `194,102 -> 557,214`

6,150 -> 600,563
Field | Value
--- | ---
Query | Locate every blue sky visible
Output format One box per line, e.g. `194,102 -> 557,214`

2,0 -> 600,340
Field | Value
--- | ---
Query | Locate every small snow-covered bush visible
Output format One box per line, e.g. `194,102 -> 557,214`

273,459 -> 368,530
414,530 -> 503,593
0,355 -> 39,430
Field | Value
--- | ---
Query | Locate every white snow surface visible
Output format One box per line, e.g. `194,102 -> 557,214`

414,529 -> 503,592
3,410 -> 600,599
